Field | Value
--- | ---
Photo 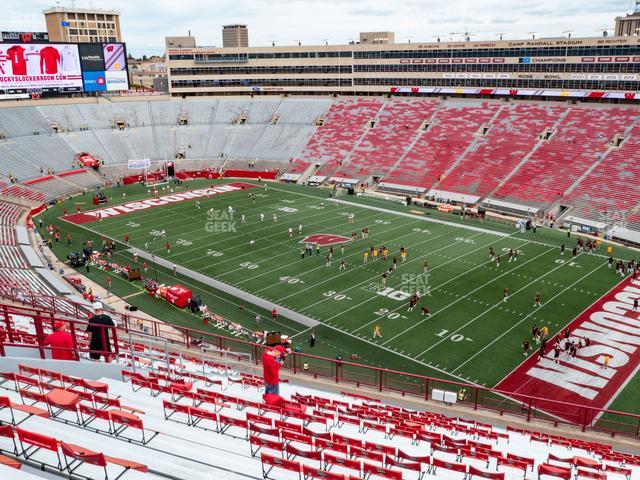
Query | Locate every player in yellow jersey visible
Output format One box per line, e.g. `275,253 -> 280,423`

373,323 -> 381,338
363,251 -> 369,263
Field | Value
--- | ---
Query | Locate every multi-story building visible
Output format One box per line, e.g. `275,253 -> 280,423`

165,34 -> 640,100
222,25 -> 249,48
129,56 -> 168,90
615,7 -> 640,37
43,7 -> 121,43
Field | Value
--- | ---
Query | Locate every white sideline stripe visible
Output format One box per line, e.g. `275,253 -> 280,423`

351,238 -> 534,337
107,194 -> 324,260
491,274 -> 637,427
131,248 -> 321,328
331,198 -> 512,237
415,251 -> 588,359
377,243 -> 552,344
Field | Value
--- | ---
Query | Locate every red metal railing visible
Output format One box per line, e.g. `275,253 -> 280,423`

0,300 -> 639,439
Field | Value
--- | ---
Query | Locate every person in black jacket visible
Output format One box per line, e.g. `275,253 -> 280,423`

87,302 -> 115,362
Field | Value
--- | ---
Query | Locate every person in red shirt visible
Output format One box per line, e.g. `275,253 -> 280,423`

262,345 -> 287,395
124,234 -> 129,244
166,241 -> 171,253
271,308 -> 278,321
43,321 -> 75,361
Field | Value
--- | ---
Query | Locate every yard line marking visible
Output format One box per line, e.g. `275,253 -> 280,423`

320,232 -> 525,326
59,217 -> 307,335
451,262 -> 606,373
186,207 -> 396,273
292,318 -> 481,385
275,229 -> 485,305
266,183 -> 614,260
331,198 -> 511,237
414,252 -> 588,359
377,244 -> 552,343
108,194 -> 325,256
257,222 -> 457,296
245,218 -> 444,290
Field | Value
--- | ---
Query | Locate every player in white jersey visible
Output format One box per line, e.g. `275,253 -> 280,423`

298,224 -> 303,233
260,213 -> 264,222
272,213 -> 278,222
241,214 -> 246,224
196,200 -> 201,209
288,227 -> 293,238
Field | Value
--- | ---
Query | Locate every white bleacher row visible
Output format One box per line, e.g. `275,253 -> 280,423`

0,135 -> 76,181
0,123 -> 315,182
0,98 -> 329,183
0,98 -> 329,138
0,356 -> 638,480
0,268 -> 77,316
60,170 -> 104,189
27,178 -> 82,202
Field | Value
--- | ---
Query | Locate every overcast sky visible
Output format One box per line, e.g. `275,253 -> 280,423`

6,0 -> 633,56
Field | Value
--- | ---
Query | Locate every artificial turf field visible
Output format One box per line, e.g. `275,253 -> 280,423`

41,179 -> 640,422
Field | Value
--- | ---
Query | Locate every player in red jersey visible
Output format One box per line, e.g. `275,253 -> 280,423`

165,241 -> 171,253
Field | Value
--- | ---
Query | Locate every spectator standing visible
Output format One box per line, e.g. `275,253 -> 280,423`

87,302 -> 115,362
262,345 -> 288,395
43,321 -> 75,360
309,330 -> 316,347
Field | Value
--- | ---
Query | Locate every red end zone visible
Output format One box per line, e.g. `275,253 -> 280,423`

63,182 -> 256,225
496,276 -> 640,424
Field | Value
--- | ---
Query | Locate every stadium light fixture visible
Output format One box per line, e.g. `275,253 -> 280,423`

496,32 -> 506,40
528,31 -> 537,39
563,30 -> 575,38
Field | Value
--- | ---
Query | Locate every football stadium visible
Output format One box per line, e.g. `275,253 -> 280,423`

0,2 -> 639,479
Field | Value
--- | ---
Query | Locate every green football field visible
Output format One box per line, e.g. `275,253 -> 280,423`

41,179 -> 640,419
